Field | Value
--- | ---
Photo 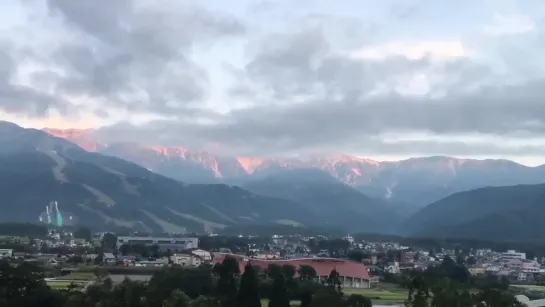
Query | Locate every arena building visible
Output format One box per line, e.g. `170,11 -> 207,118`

213,253 -> 370,289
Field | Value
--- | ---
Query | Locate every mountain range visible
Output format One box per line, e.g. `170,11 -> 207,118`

0,121 -> 399,233
5,121 -> 545,241
43,127 -> 545,207
0,121 -> 317,233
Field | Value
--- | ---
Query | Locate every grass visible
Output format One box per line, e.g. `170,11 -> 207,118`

260,299 -> 300,306
511,284 -> 545,291
344,284 -> 408,305
46,280 -> 87,290
62,272 -> 96,281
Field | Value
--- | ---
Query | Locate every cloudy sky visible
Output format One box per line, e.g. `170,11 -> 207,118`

1,0 -> 545,164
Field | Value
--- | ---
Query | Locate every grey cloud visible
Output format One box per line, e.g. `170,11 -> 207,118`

99,24 -> 545,157
2,0 -> 244,118
0,43 -> 75,116
98,119 -> 545,157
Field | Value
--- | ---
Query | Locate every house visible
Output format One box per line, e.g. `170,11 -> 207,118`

117,255 -> 137,266
13,251 -> 27,259
0,248 -> 13,258
502,250 -> 526,261
135,258 -> 169,267
172,253 -> 202,267
468,264 -> 486,275
190,249 -> 212,262
521,259 -> 542,273
103,253 -> 117,265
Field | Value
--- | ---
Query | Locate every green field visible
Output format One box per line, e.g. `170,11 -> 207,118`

345,285 -> 408,305
46,280 -> 87,290
259,284 -> 408,306
62,272 -> 96,281
511,285 -> 545,291
260,299 -> 300,306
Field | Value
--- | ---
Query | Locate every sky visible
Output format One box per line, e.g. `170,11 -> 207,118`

1,0 -> 545,165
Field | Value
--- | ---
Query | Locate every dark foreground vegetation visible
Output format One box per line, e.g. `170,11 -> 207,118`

1,255 -> 525,307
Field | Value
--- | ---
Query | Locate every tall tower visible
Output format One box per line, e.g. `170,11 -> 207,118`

54,201 -> 63,227
46,205 -> 51,224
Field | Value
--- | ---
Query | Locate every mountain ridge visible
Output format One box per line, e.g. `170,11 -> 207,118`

404,182 -> 545,242
41,125 -> 545,206
0,121 -> 321,232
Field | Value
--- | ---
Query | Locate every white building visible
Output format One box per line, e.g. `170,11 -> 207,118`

172,254 -> 202,267
502,250 -> 526,260
0,248 -> 13,258
116,236 -> 198,251
191,249 -> 212,262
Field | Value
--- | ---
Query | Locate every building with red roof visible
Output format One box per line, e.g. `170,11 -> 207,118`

213,253 -> 370,289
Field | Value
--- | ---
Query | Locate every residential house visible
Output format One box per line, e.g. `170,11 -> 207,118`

255,251 -> 280,260
0,248 -> 13,258
190,249 -> 212,262
502,250 -> 526,261
172,253 -> 202,267
468,264 -> 486,275
103,253 -> 117,265
135,258 -> 169,267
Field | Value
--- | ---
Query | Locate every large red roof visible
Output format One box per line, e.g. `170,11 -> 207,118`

212,253 -> 370,280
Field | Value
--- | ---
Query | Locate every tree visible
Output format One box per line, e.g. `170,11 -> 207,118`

300,290 -> 312,307
163,289 -> 192,307
343,294 -> 372,307
222,256 -> 240,275
151,244 -> 160,258
466,256 -> 477,266
325,269 -> 342,295
237,263 -> 261,307
192,295 -> 218,307
66,255 -> 83,264
268,273 -> 290,307
298,265 -> 317,281
281,264 -> 296,280
73,226 -> 92,241
0,261 -> 64,307
216,262 -> 238,307
347,250 -> 367,262
101,233 -> 117,251
266,264 -> 282,278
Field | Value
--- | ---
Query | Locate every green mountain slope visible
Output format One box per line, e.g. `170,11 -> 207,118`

444,193 -> 545,242
242,169 -> 405,233
0,121 -> 315,232
405,183 -> 545,238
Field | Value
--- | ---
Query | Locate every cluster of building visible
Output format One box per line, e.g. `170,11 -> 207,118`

359,243 -> 545,284
7,230 -> 545,289
467,250 -> 545,282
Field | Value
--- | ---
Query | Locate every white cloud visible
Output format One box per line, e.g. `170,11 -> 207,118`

482,13 -> 536,36
349,40 -> 467,61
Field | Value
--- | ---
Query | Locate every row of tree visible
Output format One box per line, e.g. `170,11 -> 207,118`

0,258 -> 369,307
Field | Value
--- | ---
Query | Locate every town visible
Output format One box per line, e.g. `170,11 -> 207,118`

1,225 -> 543,306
